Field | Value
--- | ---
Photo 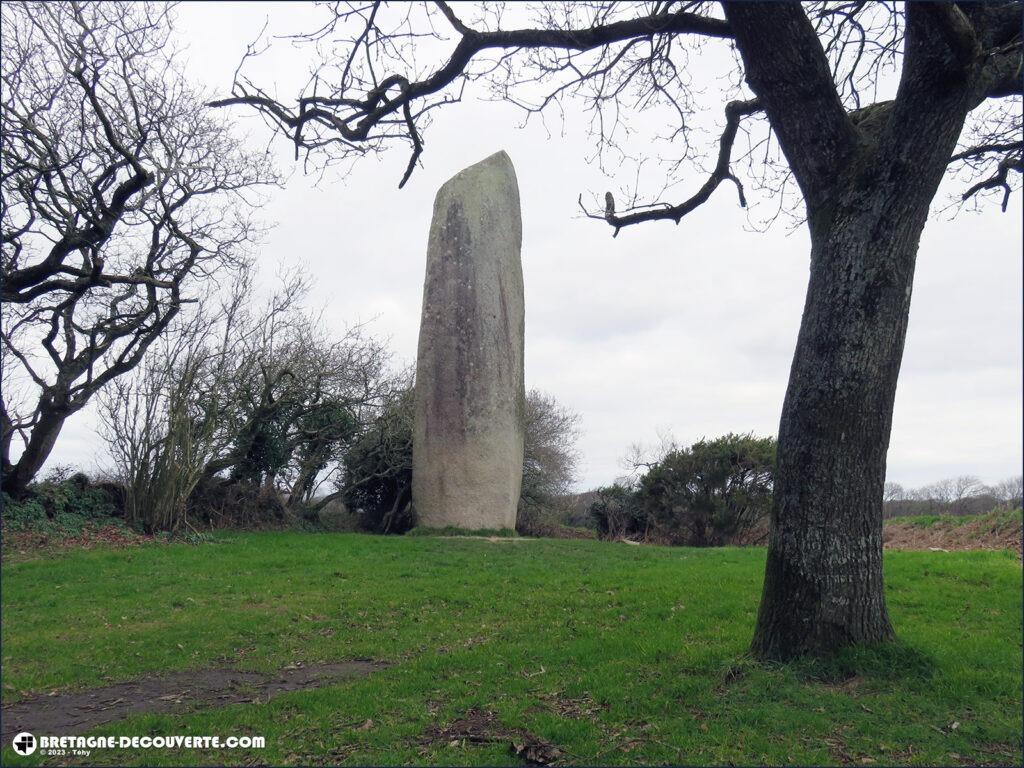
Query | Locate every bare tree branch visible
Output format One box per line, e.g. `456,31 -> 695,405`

579,98 -> 761,236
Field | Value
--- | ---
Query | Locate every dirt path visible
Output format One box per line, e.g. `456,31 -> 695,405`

1,660 -> 382,741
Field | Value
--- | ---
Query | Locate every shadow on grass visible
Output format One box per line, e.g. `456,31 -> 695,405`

789,641 -> 938,684
713,640 -> 938,692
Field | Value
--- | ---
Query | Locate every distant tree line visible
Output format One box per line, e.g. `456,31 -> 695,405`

884,475 -> 1022,518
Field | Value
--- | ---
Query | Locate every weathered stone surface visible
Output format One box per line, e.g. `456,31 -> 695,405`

412,151 -> 525,530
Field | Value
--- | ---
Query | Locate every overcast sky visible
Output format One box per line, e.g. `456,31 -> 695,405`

42,2 -> 1022,491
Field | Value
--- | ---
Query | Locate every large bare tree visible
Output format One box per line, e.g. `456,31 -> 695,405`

212,2 -> 1022,659
0,1 -> 277,496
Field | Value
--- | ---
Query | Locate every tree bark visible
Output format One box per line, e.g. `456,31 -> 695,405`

750,15 -> 978,656
751,214 -> 911,657
2,400 -> 70,498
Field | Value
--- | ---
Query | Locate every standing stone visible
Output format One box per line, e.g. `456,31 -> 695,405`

413,151 -> 525,530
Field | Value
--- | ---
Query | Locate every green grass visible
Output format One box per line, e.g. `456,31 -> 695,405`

888,514 -> 972,528
888,507 -> 1022,529
406,525 -> 519,537
2,534 -> 1020,766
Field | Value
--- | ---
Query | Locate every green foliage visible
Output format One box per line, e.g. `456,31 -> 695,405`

589,482 -> 646,539
228,392 -> 361,488
290,401 -> 360,499
2,476 -> 121,528
229,413 -> 294,484
339,389 -> 414,534
2,476 -> 125,541
642,433 -> 775,545
592,433 -> 776,545
1,537 -> 1019,765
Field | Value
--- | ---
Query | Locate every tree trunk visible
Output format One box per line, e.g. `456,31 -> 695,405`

752,85 -> 975,658
751,213 -> 911,658
1,403 -> 15,482
741,0 -> 988,659
2,402 -> 68,498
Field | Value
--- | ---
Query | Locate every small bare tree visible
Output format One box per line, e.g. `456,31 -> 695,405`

518,388 -> 582,533
521,389 -> 581,500
883,481 -> 906,503
1,1 -> 277,496
99,329 -> 222,533
98,273 -> 260,532
950,474 -> 984,513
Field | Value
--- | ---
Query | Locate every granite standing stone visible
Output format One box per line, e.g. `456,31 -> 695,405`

412,151 -> 525,530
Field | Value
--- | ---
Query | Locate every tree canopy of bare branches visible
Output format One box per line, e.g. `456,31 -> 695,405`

1,1 -> 278,496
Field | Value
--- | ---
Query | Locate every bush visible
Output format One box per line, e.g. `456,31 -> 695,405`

317,500 -> 360,532
5,477 -> 121,521
338,388 -> 415,534
186,477 -> 289,528
516,390 -> 582,536
2,475 -> 123,535
589,483 -> 648,540
591,433 -> 776,546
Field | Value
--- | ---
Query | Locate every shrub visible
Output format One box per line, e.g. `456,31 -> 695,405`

639,433 -> 775,546
1,475 -> 123,535
516,390 -> 582,536
589,483 -> 648,540
591,433 -> 776,546
338,388 -> 415,534
186,476 -> 288,528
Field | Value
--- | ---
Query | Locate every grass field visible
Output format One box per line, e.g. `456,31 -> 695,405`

1,534 -> 1020,765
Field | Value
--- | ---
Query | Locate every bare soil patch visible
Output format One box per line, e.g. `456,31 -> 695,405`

1,523 -> 150,562
0,660 -> 382,740
884,515 -> 1022,556
533,690 -> 606,720
419,707 -> 562,765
